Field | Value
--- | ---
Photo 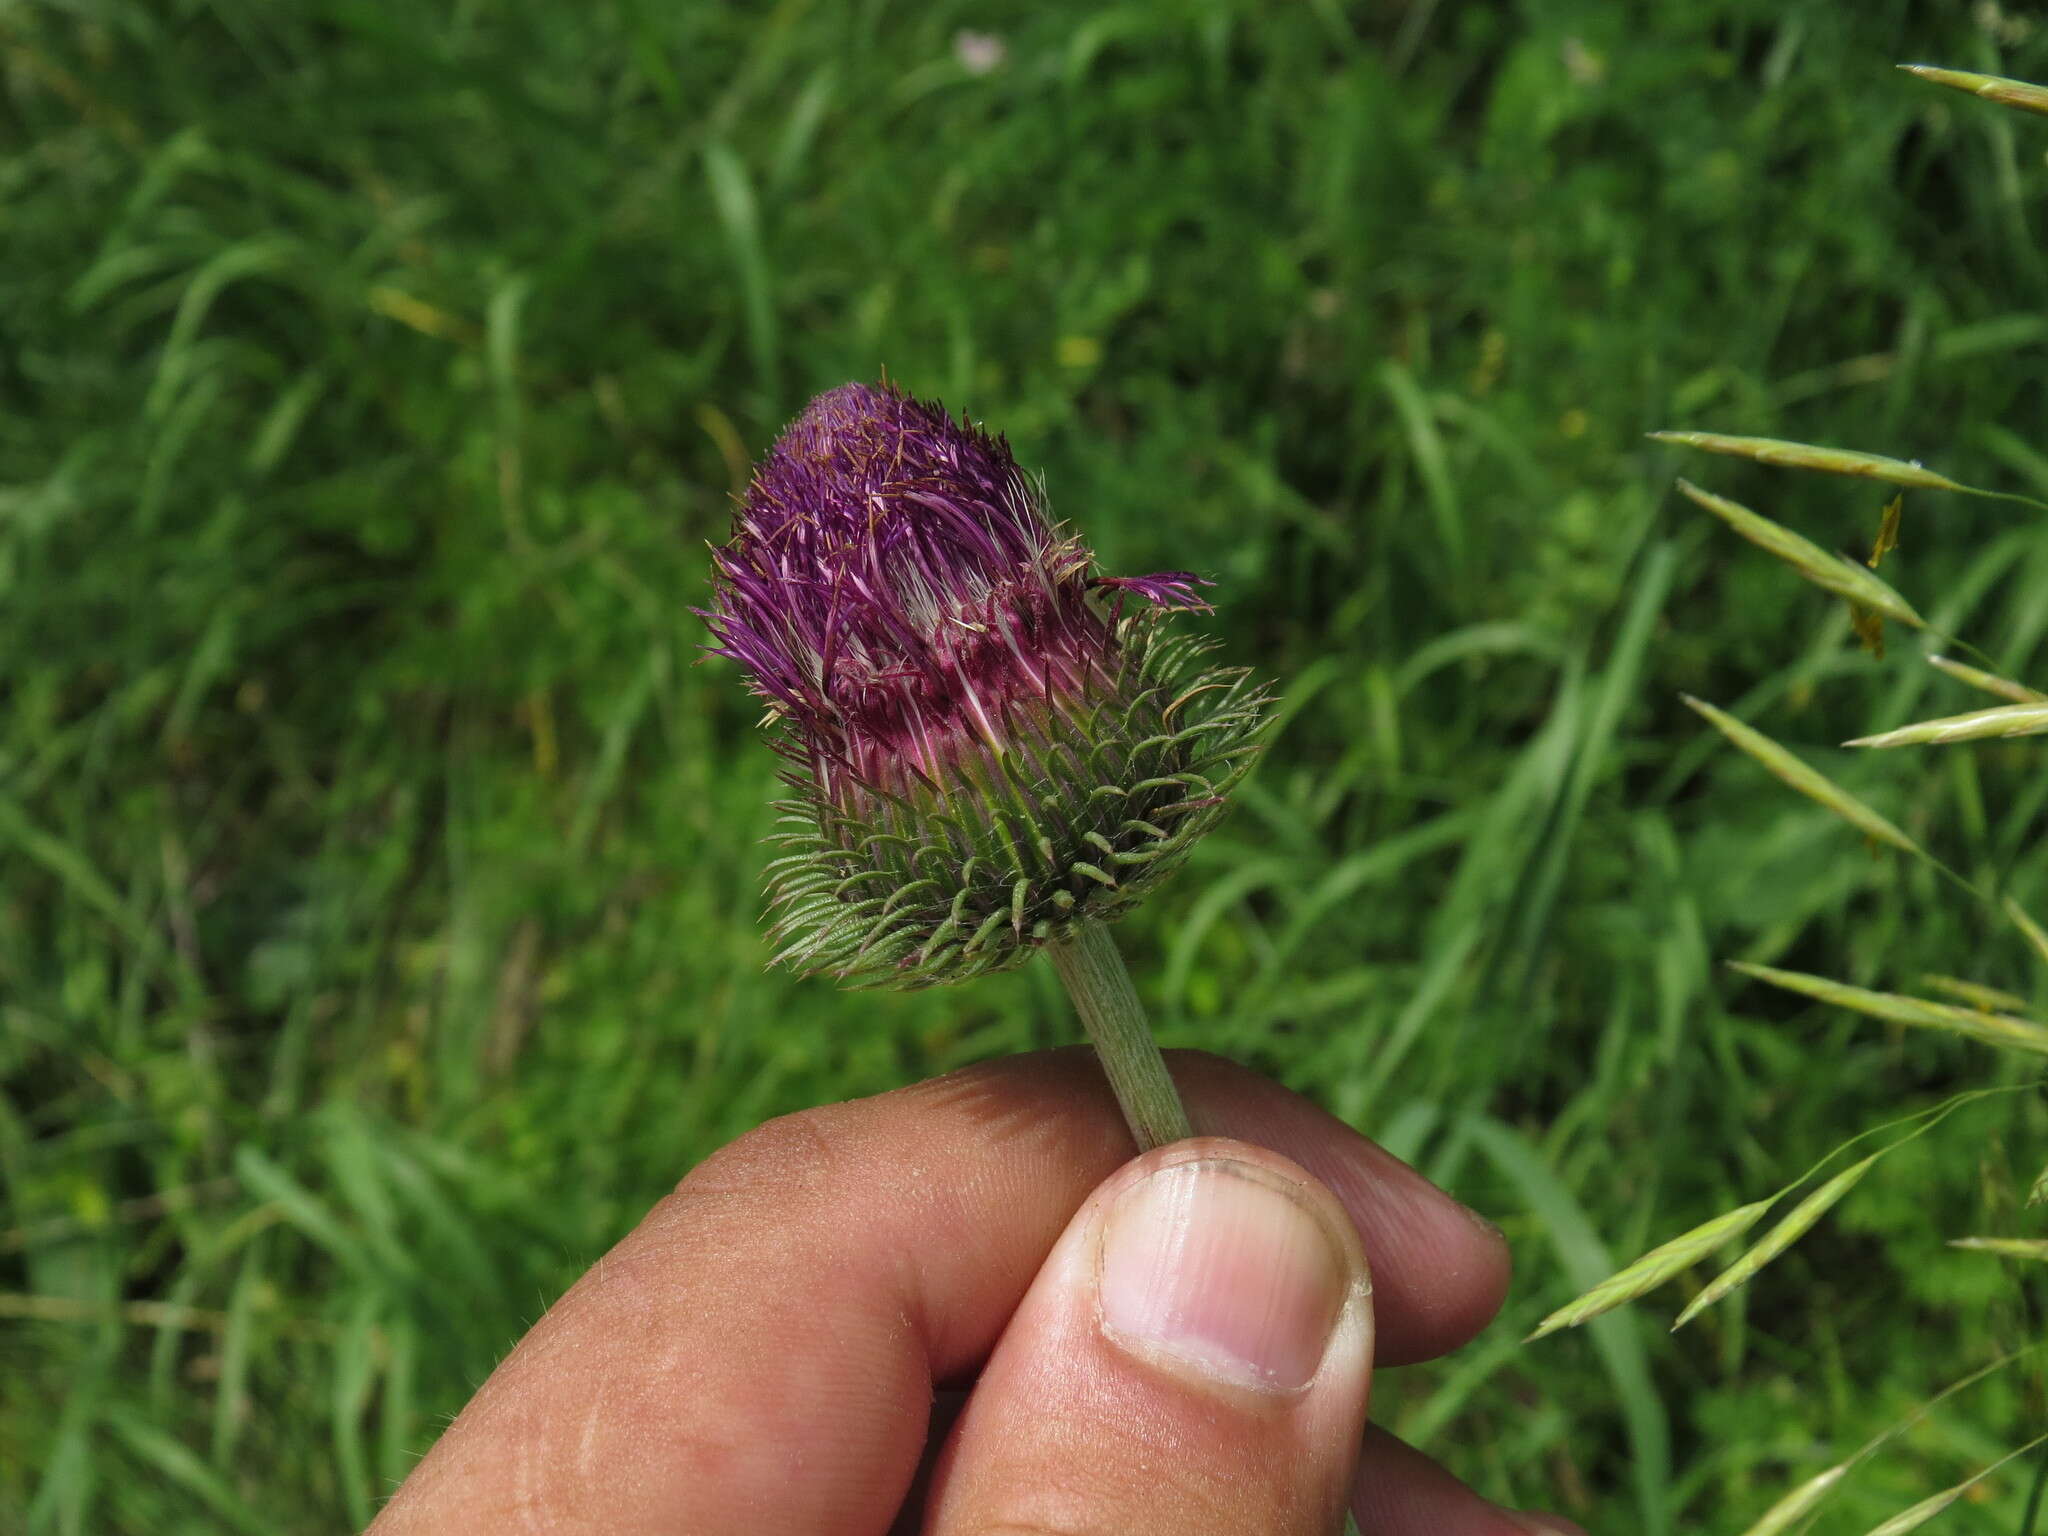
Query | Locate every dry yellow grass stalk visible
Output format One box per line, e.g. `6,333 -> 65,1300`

1900,64 -> 2048,117
1682,696 -> 1922,855
1675,481 -> 1923,628
0,1292 -> 229,1331
1846,702 -> 2048,748
1652,430 -> 1963,491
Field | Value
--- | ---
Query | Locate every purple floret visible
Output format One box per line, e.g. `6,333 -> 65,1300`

704,381 -> 1204,800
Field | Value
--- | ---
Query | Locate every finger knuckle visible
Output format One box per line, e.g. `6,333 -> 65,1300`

672,1102 -> 857,1207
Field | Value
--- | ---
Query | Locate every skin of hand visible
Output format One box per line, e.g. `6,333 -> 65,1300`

370,1049 -> 1587,1536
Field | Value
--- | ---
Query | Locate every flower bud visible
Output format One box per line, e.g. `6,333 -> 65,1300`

703,381 -> 1268,987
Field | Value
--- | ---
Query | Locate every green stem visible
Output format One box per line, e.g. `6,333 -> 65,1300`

1045,922 -> 1191,1151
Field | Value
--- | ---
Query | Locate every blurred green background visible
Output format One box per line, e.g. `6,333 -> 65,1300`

6,0 -> 2048,1530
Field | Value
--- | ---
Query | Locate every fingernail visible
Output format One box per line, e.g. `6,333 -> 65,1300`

1096,1156 -> 1354,1392
1508,1513 -> 1586,1536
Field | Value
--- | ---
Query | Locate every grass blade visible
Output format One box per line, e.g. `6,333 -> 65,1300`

1527,1200 -> 1773,1340
2007,897 -> 2048,970
704,141 -> 781,407
1900,64 -> 2048,117
1465,1114 -> 1671,1536
1653,431 -> 1963,491
1682,697 -> 1922,856
1846,702 -> 2048,748
1675,481 -> 1924,627
105,1405 -> 269,1536
1673,1154 -> 1880,1329
1730,962 -> 2048,1055
1380,360 -> 1465,577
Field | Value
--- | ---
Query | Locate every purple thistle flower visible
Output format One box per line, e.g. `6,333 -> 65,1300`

706,382 -> 1207,799
704,381 -> 1267,988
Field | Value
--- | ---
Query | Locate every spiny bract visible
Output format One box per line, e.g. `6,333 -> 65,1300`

703,381 -> 1270,988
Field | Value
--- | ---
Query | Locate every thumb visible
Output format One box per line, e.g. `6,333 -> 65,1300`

921,1138 -> 1374,1536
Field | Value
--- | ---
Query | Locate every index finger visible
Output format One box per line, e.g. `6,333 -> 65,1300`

371,1048 -> 1508,1535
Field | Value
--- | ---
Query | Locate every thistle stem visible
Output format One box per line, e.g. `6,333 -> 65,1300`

1046,922 -> 1191,1151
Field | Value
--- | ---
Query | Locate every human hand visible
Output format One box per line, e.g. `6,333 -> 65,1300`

370,1049 -> 1584,1535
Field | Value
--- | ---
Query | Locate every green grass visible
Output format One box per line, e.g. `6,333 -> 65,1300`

4,1 -> 2048,1530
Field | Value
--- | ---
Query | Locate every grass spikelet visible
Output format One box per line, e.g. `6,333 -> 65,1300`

1674,481 -> 1924,629
1735,1466 -> 1851,1536
1845,702 -> 2048,748
1948,1236 -> 2048,1261
1652,431 -> 1964,491
1671,1163 -> 1875,1327
1682,696 -> 1923,856
1900,64 -> 2048,118
1673,1154 -> 1881,1329
1926,655 -> 2047,704
2006,896 -> 2048,971
1729,962 -> 2048,1056
1732,1354 -> 2048,1536
1857,1431 -> 2048,1536
1527,1200 -> 1774,1340
1862,1489 -> 1964,1536
1918,975 -> 2030,1014
2030,1159 -> 2048,1208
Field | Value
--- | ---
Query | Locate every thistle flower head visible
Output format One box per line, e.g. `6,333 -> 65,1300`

704,381 -> 1268,987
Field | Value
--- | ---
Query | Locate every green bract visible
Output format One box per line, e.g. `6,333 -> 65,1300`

764,624 -> 1268,986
